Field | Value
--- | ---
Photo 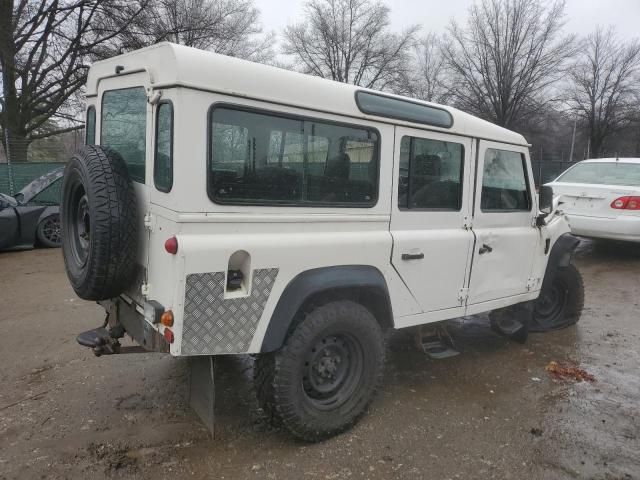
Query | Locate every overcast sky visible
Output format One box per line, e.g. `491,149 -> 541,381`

253,0 -> 640,41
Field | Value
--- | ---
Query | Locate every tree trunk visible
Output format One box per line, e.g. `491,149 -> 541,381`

4,129 -> 30,163
0,0 -> 30,162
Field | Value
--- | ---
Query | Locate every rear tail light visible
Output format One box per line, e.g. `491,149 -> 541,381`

164,236 -> 178,254
163,328 -> 175,344
611,196 -> 640,210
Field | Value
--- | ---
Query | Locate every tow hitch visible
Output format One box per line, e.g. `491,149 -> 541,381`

76,316 -> 145,356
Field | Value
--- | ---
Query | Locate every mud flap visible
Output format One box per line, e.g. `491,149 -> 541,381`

189,356 -> 215,437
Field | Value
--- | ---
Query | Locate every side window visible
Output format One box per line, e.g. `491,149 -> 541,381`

398,136 -> 464,210
86,106 -> 96,145
154,101 -> 173,192
208,107 -> 379,206
481,149 -> 531,211
101,87 -> 147,183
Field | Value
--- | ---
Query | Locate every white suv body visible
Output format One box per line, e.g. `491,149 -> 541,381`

64,43 -> 580,440
78,42 -> 572,355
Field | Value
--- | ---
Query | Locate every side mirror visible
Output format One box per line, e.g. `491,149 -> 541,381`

539,185 -> 553,214
537,186 -> 553,226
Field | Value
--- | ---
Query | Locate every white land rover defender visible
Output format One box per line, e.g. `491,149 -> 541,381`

62,43 -> 584,441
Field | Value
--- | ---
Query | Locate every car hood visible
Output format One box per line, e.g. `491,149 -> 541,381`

16,167 -> 64,204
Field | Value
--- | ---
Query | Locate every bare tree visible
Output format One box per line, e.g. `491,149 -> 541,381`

281,0 -> 419,91
0,0 -> 145,162
99,0 -> 275,63
565,27 -> 640,158
442,0 -> 576,128
398,33 -> 450,103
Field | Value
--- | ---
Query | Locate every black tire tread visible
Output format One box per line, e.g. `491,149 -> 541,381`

254,300 -> 385,442
531,263 -> 584,332
61,145 -> 138,300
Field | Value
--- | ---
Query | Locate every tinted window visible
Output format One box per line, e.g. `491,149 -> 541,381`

481,149 -> 530,211
556,162 -> 640,187
101,87 -> 147,183
356,91 -> 453,128
398,136 -> 464,210
86,106 -> 96,145
154,101 -> 173,192
208,107 -> 379,206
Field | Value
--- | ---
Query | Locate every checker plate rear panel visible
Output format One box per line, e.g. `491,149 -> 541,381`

182,268 -> 278,354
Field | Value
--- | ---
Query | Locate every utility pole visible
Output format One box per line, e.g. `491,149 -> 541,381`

569,117 -> 577,163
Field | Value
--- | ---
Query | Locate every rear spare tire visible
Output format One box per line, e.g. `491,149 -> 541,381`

61,145 -> 138,300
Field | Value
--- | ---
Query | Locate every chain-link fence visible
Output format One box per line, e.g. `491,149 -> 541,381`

0,128 -> 81,202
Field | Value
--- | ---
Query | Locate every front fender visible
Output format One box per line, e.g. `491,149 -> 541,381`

540,232 -> 581,292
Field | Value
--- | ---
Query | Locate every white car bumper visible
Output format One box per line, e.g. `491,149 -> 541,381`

566,213 -> 640,242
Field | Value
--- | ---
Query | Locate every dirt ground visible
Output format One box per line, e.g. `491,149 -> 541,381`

0,240 -> 638,480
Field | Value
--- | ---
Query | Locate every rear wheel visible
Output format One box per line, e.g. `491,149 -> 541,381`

254,300 -> 385,442
531,263 -> 584,332
36,214 -> 62,248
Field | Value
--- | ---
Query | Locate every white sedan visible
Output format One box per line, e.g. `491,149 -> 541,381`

546,158 -> 640,242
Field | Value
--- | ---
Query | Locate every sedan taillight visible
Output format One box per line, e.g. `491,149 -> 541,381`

611,196 -> 640,210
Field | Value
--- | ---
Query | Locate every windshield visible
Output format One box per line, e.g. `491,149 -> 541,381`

556,162 -> 640,187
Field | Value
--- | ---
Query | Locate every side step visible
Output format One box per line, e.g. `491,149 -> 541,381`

415,325 -> 460,359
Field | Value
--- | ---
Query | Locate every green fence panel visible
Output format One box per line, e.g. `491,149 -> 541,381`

0,162 -> 65,204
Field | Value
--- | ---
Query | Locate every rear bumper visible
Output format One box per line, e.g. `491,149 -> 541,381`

566,213 -> 640,242
101,298 -> 170,353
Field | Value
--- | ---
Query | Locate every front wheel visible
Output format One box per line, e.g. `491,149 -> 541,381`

531,263 -> 584,332
254,300 -> 385,442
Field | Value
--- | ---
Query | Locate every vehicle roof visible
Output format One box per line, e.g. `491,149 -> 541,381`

578,158 -> 640,164
87,42 -> 528,146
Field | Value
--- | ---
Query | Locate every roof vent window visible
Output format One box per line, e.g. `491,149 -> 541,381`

355,91 -> 453,129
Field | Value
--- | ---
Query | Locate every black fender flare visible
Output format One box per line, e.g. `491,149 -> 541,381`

260,265 -> 393,352
540,233 -> 580,292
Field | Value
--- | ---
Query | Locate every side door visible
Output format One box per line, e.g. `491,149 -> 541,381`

467,141 -> 540,308
390,127 -> 474,320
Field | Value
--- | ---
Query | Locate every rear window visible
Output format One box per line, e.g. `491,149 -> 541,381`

208,106 -> 379,206
556,162 -> 640,187
101,87 -> 147,183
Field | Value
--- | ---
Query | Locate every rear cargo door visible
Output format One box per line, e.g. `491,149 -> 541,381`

96,72 -> 153,303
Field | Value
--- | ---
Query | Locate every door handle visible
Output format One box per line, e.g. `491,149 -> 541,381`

478,244 -> 493,254
401,252 -> 424,260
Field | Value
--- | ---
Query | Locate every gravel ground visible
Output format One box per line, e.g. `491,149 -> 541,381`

0,239 -> 638,480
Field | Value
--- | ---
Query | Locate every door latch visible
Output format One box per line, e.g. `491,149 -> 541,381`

401,252 -> 425,260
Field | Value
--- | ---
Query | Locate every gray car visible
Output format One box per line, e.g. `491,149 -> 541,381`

0,167 -> 64,249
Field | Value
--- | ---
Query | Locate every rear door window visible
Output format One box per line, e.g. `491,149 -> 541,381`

398,136 -> 464,210
101,87 -> 147,183
481,149 -> 531,211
